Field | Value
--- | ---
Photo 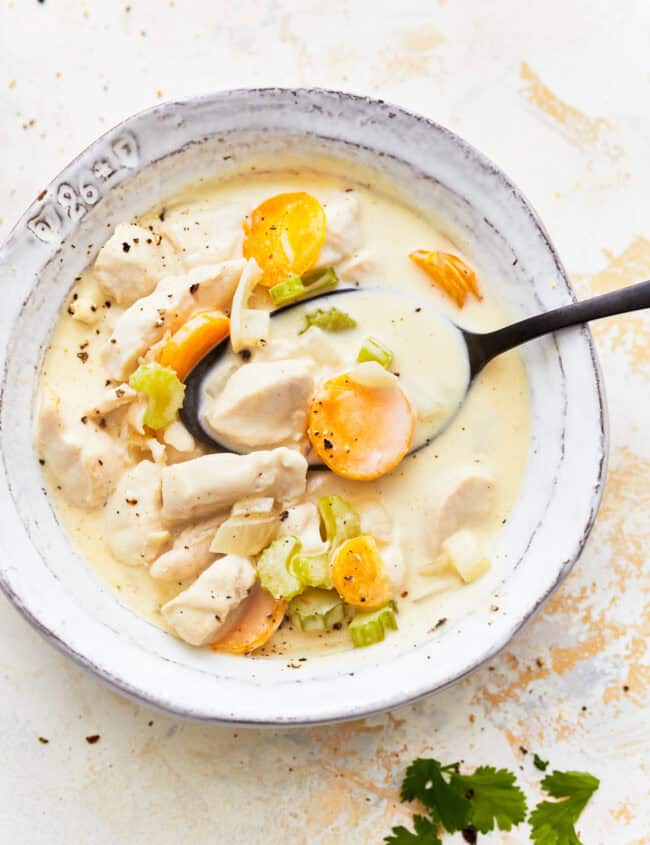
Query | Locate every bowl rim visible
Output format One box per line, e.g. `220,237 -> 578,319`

0,87 -> 608,725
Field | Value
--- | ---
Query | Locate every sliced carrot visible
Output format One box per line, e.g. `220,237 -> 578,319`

409,250 -> 482,307
242,192 -> 327,287
211,583 -> 286,655
331,535 -> 392,609
308,372 -> 414,481
158,310 -> 230,381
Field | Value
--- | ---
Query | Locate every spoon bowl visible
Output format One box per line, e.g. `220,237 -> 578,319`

180,286 -> 471,460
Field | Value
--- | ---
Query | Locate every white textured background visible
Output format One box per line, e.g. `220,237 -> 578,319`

1,1 -> 649,842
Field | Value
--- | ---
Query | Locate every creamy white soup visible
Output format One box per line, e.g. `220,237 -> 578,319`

35,165 -> 530,657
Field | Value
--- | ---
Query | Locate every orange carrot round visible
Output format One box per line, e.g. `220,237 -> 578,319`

409,250 -> 481,307
211,583 -> 286,655
331,535 -> 392,609
159,310 -> 230,381
308,372 -> 414,481
242,192 -> 326,287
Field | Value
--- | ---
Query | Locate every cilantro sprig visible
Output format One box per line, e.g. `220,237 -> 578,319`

451,765 -> 528,834
386,757 -> 526,842
385,757 -> 599,843
529,770 -> 600,845
385,815 -> 442,845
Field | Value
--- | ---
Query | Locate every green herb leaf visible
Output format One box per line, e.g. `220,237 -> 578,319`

534,753 -> 550,772
384,815 -> 442,845
451,765 -> 528,833
529,770 -> 600,845
400,759 -> 470,833
298,306 -> 357,335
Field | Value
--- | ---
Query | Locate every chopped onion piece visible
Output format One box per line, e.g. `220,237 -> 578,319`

230,258 -> 270,353
442,529 -> 490,583
348,361 -> 398,390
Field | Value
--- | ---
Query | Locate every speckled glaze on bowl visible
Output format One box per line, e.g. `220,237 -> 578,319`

0,89 -> 607,725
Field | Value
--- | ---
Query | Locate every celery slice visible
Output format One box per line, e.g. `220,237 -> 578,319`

270,266 -> 340,308
291,552 -> 332,589
357,336 -> 394,369
301,266 -> 339,296
269,275 -> 306,306
349,602 -> 398,648
298,306 -> 357,336
128,362 -> 185,429
318,495 -> 361,553
289,589 -> 344,632
257,535 -> 303,600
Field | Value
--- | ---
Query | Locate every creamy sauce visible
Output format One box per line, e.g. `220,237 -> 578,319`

37,164 -> 530,657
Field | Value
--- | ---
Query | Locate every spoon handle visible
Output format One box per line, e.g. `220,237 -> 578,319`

467,279 -> 650,375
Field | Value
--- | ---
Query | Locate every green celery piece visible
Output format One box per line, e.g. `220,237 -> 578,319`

269,267 -> 339,308
301,265 -> 339,296
357,336 -> 394,369
349,603 -> 398,648
289,588 -> 344,632
298,306 -> 357,336
128,362 -> 185,430
291,552 -> 332,589
256,536 -> 303,600
269,275 -> 306,306
318,495 -> 361,554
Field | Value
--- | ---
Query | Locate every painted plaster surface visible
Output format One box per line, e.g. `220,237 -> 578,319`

0,1 -> 648,842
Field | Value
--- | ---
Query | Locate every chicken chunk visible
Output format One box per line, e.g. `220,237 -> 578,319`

317,194 -> 362,268
358,497 -> 394,543
35,391 -> 125,508
161,447 -> 308,521
277,502 -> 327,554
432,467 -> 495,551
162,419 -> 195,453
158,206 -> 243,269
149,515 -> 224,582
105,460 -> 171,565
94,224 -> 178,306
254,327 -> 343,371
103,259 -> 245,380
84,384 -> 137,420
204,360 -> 314,451
161,555 -> 256,646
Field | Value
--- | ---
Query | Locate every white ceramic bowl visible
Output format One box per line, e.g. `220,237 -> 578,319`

0,89 -> 607,725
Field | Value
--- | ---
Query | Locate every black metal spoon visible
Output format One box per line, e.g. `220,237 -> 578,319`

181,281 -> 650,452
462,280 -> 650,378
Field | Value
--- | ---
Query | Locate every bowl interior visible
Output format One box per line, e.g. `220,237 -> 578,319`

0,90 -> 606,724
